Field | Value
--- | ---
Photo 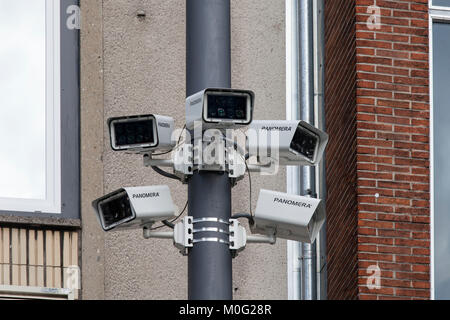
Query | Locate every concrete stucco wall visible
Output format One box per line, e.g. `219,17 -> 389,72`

80,0 -> 105,300
81,0 -> 286,300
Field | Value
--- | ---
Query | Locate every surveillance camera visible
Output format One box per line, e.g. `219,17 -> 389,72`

247,120 -> 329,166
186,88 -> 255,131
92,185 -> 177,231
108,114 -> 176,153
251,189 -> 325,243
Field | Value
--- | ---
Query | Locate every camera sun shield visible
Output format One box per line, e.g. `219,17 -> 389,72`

251,189 -> 326,244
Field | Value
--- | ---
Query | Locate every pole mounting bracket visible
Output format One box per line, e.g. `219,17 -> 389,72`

174,216 -> 194,256
229,219 -> 247,256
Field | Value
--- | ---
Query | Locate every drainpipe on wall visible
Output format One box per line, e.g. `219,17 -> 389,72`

313,0 -> 327,300
299,0 -> 317,301
287,0 -> 326,300
286,0 -> 302,300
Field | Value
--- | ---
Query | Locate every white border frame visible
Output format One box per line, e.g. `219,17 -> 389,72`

0,0 -> 61,214
429,1 -> 450,301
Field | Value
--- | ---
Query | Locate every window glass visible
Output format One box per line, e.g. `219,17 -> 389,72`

433,21 -> 450,299
433,0 -> 450,7
0,0 -> 46,200
0,0 -> 61,214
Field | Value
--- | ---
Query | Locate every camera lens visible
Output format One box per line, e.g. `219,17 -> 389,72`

235,109 -> 245,119
117,134 -> 127,146
217,108 -> 226,117
127,134 -> 136,144
227,108 -> 235,119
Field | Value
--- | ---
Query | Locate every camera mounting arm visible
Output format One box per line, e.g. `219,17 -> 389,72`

143,155 -> 174,168
143,229 -> 174,240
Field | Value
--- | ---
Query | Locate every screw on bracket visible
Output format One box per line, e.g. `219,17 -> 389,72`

136,10 -> 146,18
306,189 -> 318,198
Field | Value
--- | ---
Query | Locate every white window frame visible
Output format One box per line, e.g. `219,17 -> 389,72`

0,0 -> 61,214
429,1 -> 450,301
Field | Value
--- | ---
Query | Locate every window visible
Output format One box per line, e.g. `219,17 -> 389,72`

433,0 -> 450,8
431,4 -> 450,300
0,0 -> 79,218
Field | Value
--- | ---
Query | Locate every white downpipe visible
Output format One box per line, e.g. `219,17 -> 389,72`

287,0 -> 326,300
286,0 -> 302,301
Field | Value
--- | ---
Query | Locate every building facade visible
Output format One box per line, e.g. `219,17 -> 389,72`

326,0 -> 450,300
0,0 -> 448,300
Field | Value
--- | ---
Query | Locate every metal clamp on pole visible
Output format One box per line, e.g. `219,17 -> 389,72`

191,217 -> 231,247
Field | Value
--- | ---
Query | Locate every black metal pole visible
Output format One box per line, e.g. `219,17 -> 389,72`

186,0 -> 233,300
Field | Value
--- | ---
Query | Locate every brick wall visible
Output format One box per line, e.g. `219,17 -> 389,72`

325,0 -> 359,300
355,0 -> 431,300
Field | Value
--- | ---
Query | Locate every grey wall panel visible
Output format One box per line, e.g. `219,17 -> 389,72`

60,0 -> 81,220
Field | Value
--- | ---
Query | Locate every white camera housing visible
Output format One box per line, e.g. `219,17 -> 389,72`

186,88 -> 255,131
251,189 -> 326,243
108,114 -> 176,153
247,120 -> 329,166
92,185 -> 177,231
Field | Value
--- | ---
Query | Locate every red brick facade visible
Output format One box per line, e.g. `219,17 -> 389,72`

326,0 -> 431,300
325,0 -> 358,300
